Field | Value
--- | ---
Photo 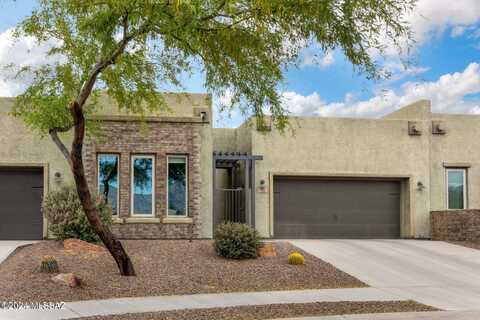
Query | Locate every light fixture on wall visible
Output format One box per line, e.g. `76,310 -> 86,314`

417,181 -> 425,191
54,172 -> 62,184
257,179 -> 268,193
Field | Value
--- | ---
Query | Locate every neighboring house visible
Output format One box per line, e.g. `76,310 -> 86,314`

0,94 -> 478,240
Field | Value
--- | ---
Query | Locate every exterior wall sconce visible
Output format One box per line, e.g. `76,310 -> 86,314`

194,107 -> 209,122
417,181 -> 425,191
257,179 -> 268,193
54,172 -> 63,184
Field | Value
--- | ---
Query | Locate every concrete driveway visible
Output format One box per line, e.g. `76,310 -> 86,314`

0,241 -> 36,264
290,240 -> 480,310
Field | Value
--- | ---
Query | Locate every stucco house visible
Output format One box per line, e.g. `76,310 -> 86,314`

0,94 -> 477,240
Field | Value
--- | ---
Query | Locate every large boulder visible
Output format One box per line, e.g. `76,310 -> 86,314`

51,273 -> 82,288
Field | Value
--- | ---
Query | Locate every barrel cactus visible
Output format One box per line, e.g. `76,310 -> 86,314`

287,252 -> 305,265
40,255 -> 59,273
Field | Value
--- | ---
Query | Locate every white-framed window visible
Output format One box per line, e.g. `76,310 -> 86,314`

446,168 -> 467,210
167,155 -> 188,217
131,155 -> 155,216
97,154 -> 119,215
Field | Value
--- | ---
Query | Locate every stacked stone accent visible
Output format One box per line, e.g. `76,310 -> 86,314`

84,120 -> 203,239
430,210 -> 480,241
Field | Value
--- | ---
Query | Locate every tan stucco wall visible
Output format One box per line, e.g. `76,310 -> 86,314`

0,93 -> 213,238
199,123 -> 214,238
93,92 -> 212,119
222,101 -> 480,239
0,98 -> 74,188
0,97 -> 73,238
250,117 -> 430,237
429,115 -> 480,212
212,125 -> 252,153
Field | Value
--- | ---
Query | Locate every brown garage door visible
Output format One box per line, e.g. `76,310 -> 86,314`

0,168 -> 43,240
273,177 -> 400,239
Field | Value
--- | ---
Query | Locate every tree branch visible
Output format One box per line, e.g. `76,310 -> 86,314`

199,0 -> 226,21
76,13 -> 132,108
49,128 -> 72,166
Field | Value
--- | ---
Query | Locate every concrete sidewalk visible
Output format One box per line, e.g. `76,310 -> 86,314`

278,310 -> 480,320
290,240 -> 480,311
0,241 -> 36,264
0,288 -> 410,320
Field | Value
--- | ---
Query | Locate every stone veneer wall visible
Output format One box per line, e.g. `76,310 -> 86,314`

84,120 -> 202,239
430,210 -> 480,241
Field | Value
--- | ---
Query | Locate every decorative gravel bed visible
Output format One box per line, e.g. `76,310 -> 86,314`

0,240 -> 366,302
76,301 -> 438,320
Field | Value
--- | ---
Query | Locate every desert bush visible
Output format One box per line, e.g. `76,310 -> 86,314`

287,252 -> 305,265
214,222 -> 261,259
42,185 -> 112,243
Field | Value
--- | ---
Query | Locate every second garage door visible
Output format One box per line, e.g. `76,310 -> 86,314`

0,168 -> 44,240
273,177 -> 401,239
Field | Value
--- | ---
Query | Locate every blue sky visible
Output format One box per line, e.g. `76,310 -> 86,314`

1,0 -> 480,127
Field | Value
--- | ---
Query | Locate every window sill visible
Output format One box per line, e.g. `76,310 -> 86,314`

162,217 -> 193,224
112,217 -> 124,224
124,217 -> 161,224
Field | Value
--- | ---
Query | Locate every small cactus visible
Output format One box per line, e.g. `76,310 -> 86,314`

288,252 -> 305,265
40,255 -> 59,273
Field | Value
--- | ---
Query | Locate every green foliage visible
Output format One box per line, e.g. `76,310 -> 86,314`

214,222 -> 261,259
288,252 -> 305,265
42,185 -> 113,243
8,0 -> 415,134
40,255 -> 59,273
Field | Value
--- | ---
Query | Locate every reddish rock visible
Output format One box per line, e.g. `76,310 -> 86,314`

51,273 -> 82,288
259,243 -> 277,258
63,239 -> 105,254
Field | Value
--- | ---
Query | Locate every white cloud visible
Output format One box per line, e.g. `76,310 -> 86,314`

370,0 -> 480,60
0,28 -> 61,97
451,26 -> 466,38
410,0 -> 480,44
300,51 -> 335,69
281,62 -> 480,118
383,62 -> 430,81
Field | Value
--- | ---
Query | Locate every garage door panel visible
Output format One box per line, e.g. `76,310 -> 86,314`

0,168 -> 43,240
274,178 -> 400,239
275,224 -> 400,239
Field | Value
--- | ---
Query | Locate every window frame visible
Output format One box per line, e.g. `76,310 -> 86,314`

97,153 -> 120,216
166,155 -> 189,217
130,154 -> 156,217
446,168 -> 467,210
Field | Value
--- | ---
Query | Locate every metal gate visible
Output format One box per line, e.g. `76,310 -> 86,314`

219,188 -> 245,223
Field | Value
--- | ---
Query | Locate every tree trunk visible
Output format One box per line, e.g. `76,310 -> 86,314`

69,101 -> 136,276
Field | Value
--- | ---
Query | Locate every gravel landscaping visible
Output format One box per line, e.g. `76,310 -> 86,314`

76,301 -> 438,320
0,240 -> 366,302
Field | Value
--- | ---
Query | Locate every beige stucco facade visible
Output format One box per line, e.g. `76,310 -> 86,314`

215,100 -> 480,238
2,94 -> 480,239
0,93 -> 213,239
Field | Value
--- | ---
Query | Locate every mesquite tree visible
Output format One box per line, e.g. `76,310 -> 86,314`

9,0 -> 414,276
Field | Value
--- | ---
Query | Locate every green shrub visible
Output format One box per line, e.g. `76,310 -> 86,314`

42,185 -> 112,243
214,222 -> 261,259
